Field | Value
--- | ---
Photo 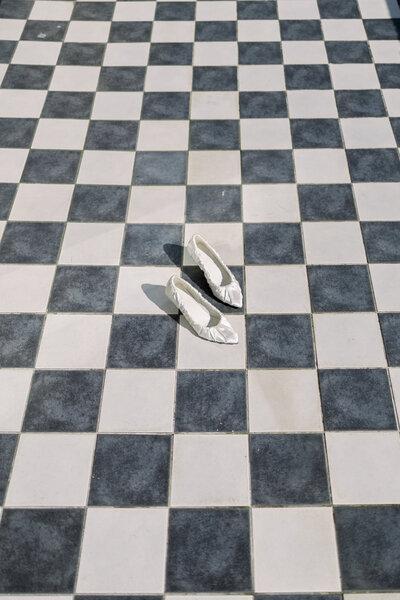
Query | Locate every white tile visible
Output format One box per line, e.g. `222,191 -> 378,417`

370,264 -> 400,311
171,434 -> 250,506
32,119 -> 89,150
341,117 -> 396,149
238,20 -> 281,42
127,185 -> 185,223
253,507 -> 341,592
389,368 -> 400,419
0,597 -> 72,600
287,90 -> 338,118
369,40 -> 400,63
115,266 -> 179,314
321,19 -> 367,41
65,21 -> 111,43
0,19 -> 25,40
113,1 -> 156,21
330,64 -> 380,89
193,42 -> 238,66
177,315 -> 246,369
354,183 -> 400,220
10,183 -> 73,221
92,91 -> 143,120
358,0 -> 400,18
12,40 -> 61,65
294,149 -> 350,184
103,43 -> 150,66
184,222 -> 243,265
196,1 -> 236,20
77,508 -> 168,593
77,150 -> 135,185
0,90 -> 46,118
240,118 -> 292,150
145,66 -> 192,91
282,41 -> 328,64
326,432 -> 400,504
0,149 -> 28,183
242,184 -> 300,222
344,596 -> 400,600
59,222 -> 124,265
36,314 -> 112,369
187,150 -> 241,185
246,265 -> 310,313
313,313 -> 386,368
99,369 -> 175,433
191,91 -> 239,119
278,0 -> 320,18
137,120 -> 189,151
151,21 -> 195,43
383,89 -> 400,117
248,370 -> 323,433
0,265 -> 55,313
6,433 -> 95,507
50,66 -> 100,91
0,369 -> 33,433
303,222 -> 367,264
238,65 -> 285,91
30,0 -> 73,20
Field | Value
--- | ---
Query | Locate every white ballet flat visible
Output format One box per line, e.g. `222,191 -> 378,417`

166,275 -> 238,344
187,234 -> 243,308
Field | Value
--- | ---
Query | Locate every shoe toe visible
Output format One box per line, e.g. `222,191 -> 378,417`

225,281 -> 243,308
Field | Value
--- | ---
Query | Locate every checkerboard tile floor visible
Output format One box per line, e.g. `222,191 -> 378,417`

0,0 -> 400,594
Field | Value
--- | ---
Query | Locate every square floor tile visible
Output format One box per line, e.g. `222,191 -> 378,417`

380,313 -> 400,367
142,92 -> 190,119
0,184 -> 16,220
239,91 -> 287,118
2,65 -> 54,90
322,18 -> 367,41
171,434 -> 250,506
104,42 -> 150,67
280,19 -> 323,40
71,1 -> 114,21
0,369 -> 32,432
78,150 -> 135,185
24,370 -> 103,432
303,222 -> 366,264
241,118 -> 292,149
85,120 -> 138,150
166,508 -> 251,592
175,370 -> 246,433
184,222 -> 243,265
65,21 -> 110,43
114,1 -> 155,21
335,90 -> 386,118
239,41 -> 282,64
32,118 -> 88,150
317,0 -> 360,18
193,66 -> 237,91
248,369 -> 323,433
244,223 -> 303,264
188,150 -> 241,184
308,265 -> 374,311
242,183 -> 300,222
0,149 -> 29,183
284,64 -> 332,89
12,40 -> 61,65
247,314 -> 314,368
57,42 -> 105,66
238,0 -> 277,19
291,118 -> 342,148
383,89 -> 400,117
279,0 -> 320,19
0,265 -> 54,313
348,148 -> 400,182
186,185 -> 241,222
330,63 -> 380,89
196,1 -> 237,21
153,21 -> 194,43
195,21 -> 237,43
355,182 -> 400,220
0,222 -> 64,264
133,151 -> 187,185
0,509 -> 83,593
342,117 -> 396,149
115,266 -> 179,314
246,265 -> 310,313
370,264 -> 400,311
0,118 -> 36,149
0,314 -> 43,368
313,313 -> 386,368
98,66 -> 146,91
319,368 -> 396,430
362,222 -> 400,262
36,314 -> 111,369
326,40 -> 372,63
122,224 -> 182,266
155,1 -> 195,21
59,223 -> 124,265
0,0 -> 33,19
282,40 -> 327,64
21,149 -> 81,184
77,507 -> 168,593
0,18 -> 25,40
41,91 -> 94,119
69,184 -> 128,222
298,184 -> 356,220
49,266 -> 118,313
107,314 -> 177,368
0,435 -> 17,504
375,64 -> 400,88
92,92 -> 142,120
137,120 -> 188,151
242,149 -> 295,183
99,369 -> 175,433
287,90 -> 338,117
145,66 -> 192,92
358,0 -> 400,18
50,65 -> 100,91
111,21 -> 152,43
253,507 -> 341,592
238,65 -> 285,91
294,149 -> 350,183
127,185 -> 185,223
150,42 -> 192,66
190,119 -> 239,150
238,19 -> 280,42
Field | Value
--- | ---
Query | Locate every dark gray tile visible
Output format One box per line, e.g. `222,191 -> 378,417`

166,509 -> 252,592
175,370 -> 247,432
379,313 -> 400,367
41,91 -> 94,118
89,434 -> 171,506
347,149 -> 400,182
107,315 -> 177,368
141,92 -> 190,119
391,117 -> 400,146
319,369 -> 396,430
22,20 -> 68,41
239,42 -> 282,64
149,43 -> 193,65
362,221 -> 400,262
0,435 -> 17,504
182,265 -> 244,314
0,40 -> 16,63
2,65 -> 53,89
0,118 -> 37,148
190,120 -> 239,150
308,265 -> 374,312
76,597 -> 162,600
98,66 -> 146,91
317,0 -> 360,18
109,21 -> 152,42
244,223 -> 304,264
0,509 -> 83,593
23,370 -> 103,432
123,224 -> 183,265
257,596 -> 341,600
0,314 -> 43,367
326,41 -> 372,63
363,19 -> 400,40
239,91 -> 287,118
57,42 -> 105,65
246,314 -> 315,368
335,506 -> 400,590
376,64 -> 400,88
69,184 -> 129,222
49,266 -> 118,312
242,150 -> 295,183
238,1 -> 277,19
298,184 -> 357,220
0,183 -> 16,220
155,1 -> 195,20
250,434 -> 330,505
0,0 -> 33,19
291,118 -> 342,148
85,120 -> 138,150
280,20 -> 323,40
0,222 -> 64,264
186,185 -> 241,222
335,90 -> 386,117
21,150 -> 81,184
285,64 -> 332,89
71,1 -> 114,20
193,66 -> 237,91
133,151 -> 187,185
195,21 -> 237,41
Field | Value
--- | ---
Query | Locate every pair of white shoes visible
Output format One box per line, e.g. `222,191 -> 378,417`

165,235 -> 242,345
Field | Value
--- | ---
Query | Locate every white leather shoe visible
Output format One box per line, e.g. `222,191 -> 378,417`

187,234 -> 243,308
166,275 -> 238,344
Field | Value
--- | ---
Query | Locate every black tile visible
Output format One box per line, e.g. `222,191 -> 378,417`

196,21 -> 237,41
0,509 -> 83,593
69,184 -> 129,222
376,64 -> 400,88
335,506 -> 400,589
246,314 -> 315,368
149,42 -> 193,65
89,434 -> 171,506
239,42 -> 282,64
319,369 -> 396,430
122,223 -> 183,265
280,20 -> 323,40
41,91 -> 94,119
0,0 -> 33,19
22,150 -> 81,184
49,266 -> 118,312
317,0 -> 360,18
362,222 -> 400,262
391,117 -> 400,146
175,370 -> 247,432
239,91 -> 287,118
326,41 -> 372,63
0,435 -> 17,504
166,508 -> 252,592
291,118 -> 342,148
363,19 -> 400,40
238,1 -> 277,19
298,184 -> 357,220
0,118 -> 36,148
107,315 -> 177,368
57,42 -> 105,66
0,40 -> 16,63
23,370 -> 103,432
379,313 -> 400,367
0,183 -> 17,220
285,64 -> 332,89
190,119 -> 239,150
85,120 -> 138,150
308,265 -> 374,312
193,66 -> 237,91
22,20 -> 68,41
0,222 -> 64,264
186,185 -> 241,222
109,21 -> 152,42
347,149 -> 400,182
155,2 -> 195,20
2,65 -> 53,89
250,434 -> 330,505
335,89 -> 386,117
71,1 -> 114,20
98,66 -> 146,91
133,151 -> 187,185
182,265 -> 244,314
141,92 -> 190,119
0,314 -> 43,367
245,222 -> 304,264
242,150 -> 295,183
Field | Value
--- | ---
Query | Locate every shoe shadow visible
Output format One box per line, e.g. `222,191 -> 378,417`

163,243 -> 183,267
141,283 -> 178,317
